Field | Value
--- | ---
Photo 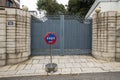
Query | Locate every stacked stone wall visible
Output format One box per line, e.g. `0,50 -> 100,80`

92,11 -> 120,61
0,10 -> 7,65
0,8 -> 31,66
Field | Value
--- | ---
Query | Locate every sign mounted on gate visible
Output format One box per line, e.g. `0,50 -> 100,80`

44,32 -> 57,45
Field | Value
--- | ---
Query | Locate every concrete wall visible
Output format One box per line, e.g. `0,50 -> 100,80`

92,11 -> 120,61
0,8 -> 31,66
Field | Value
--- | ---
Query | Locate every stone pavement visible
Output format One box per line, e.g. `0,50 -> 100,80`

0,55 -> 120,78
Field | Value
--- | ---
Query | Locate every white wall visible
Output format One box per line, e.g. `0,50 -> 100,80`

88,1 -> 120,18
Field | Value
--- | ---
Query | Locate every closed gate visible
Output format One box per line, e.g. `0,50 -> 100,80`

31,15 -> 92,55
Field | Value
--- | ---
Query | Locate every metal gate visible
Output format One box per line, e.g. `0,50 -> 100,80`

31,15 -> 92,55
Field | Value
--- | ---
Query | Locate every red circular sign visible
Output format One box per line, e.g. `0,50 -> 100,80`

44,32 -> 57,45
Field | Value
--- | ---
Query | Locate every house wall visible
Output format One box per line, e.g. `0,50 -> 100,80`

0,8 -> 31,66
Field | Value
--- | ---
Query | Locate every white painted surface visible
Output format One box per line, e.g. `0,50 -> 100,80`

86,1 -> 120,19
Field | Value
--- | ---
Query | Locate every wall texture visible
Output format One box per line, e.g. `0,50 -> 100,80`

92,11 -> 120,61
0,8 -> 31,66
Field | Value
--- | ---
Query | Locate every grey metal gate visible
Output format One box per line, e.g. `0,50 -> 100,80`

31,15 -> 92,55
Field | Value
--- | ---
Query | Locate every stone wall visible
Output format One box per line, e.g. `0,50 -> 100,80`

0,8 -> 31,66
92,11 -> 120,61
0,10 -> 7,66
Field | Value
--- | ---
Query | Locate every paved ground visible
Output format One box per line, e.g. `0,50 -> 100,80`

0,55 -> 120,78
0,72 -> 120,80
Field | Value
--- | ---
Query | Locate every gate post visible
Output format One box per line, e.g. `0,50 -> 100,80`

60,15 -> 64,55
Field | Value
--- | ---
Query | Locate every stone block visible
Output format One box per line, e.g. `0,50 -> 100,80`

92,14 -> 97,19
117,17 -> 120,20
108,23 -> 116,27
7,44 -> 15,48
116,48 -> 120,52
102,52 -> 115,58
0,18 -> 6,23
7,48 -> 15,52
0,24 -> 6,29
7,32 -> 15,36
0,10 -> 6,14
117,20 -> 120,26
0,48 -> 6,54
117,12 -> 120,17
0,54 -> 6,59
108,20 -> 116,23
7,57 -> 28,65
22,52 -> 30,57
117,26 -> 120,30
0,30 -> 6,36
7,27 -> 15,30
7,38 -> 15,42
0,42 -> 6,48
108,49 -> 115,53
116,43 -> 120,48
7,50 -> 15,54
0,36 -> 6,41
107,11 -> 117,17
5,8 -> 16,14
7,36 -> 15,39
7,30 -> 15,33
7,42 -> 15,45
8,53 -> 22,59
116,53 -> 120,57
117,37 -> 120,42
0,60 -> 6,66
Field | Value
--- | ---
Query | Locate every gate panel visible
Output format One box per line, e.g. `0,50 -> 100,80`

31,19 -> 61,55
31,15 -> 92,55
64,20 -> 92,54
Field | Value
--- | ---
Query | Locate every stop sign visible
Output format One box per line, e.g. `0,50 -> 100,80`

44,32 -> 57,45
